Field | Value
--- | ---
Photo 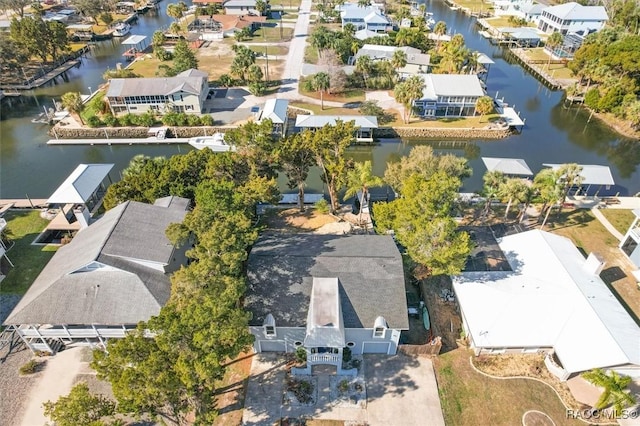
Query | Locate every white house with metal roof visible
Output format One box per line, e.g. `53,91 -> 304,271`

538,2 -> 608,35
338,3 -> 392,33
453,230 -> 640,380
413,74 -> 486,117
258,99 -> 289,136
354,45 -> 431,76
106,69 -> 209,115
3,196 -> 190,354
482,157 -> 533,177
245,234 -> 409,372
295,115 -> 378,142
620,209 -> 640,269
223,0 -> 260,15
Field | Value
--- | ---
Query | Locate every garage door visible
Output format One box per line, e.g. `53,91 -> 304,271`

363,342 -> 390,354
259,340 -> 286,352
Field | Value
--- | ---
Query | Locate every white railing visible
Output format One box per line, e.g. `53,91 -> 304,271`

308,353 -> 341,364
19,328 -> 128,339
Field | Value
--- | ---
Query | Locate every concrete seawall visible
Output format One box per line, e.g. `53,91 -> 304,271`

48,126 -> 235,139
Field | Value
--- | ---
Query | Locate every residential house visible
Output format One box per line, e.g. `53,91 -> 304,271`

538,2 -> 608,35
413,74 -> 485,118
294,115 -> 378,142
620,209 -> 640,269
224,0 -> 261,15
521,2 -> 544,23
106,69 -> 209,115
453,230 -> 640,380
245,234 -> 409,373
481,157 -> 533,177
338,3 -> 392,33
258,99 -> 289,137
189,14 -> 265,38
3,196 -> 191,354
354,28 -> 387,41
354,44 -> 431,76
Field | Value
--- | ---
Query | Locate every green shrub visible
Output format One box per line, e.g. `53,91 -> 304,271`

249,82 -> 266,96
154,46 -> 172,61
342,346 -> 352,362
598,85 -> 625,113
119,113 -> 134,126
584,88 -> 601,111
200,115 -> 214,126
338,379 -> 349,393
314,198 -> 329,214
102,114 -> 119,127
176,113 -> 189,126
295,347 -> 307,363
187,114 -> 201,126
86,115 -> 101,128
162,112 -> 179,126
19,359 -> 41,375
138,112 -> 156,127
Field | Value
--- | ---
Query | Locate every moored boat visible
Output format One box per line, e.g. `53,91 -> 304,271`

113,22 -> 131,37
188,133 -> 234,152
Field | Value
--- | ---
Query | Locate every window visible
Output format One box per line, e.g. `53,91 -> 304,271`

373,316 -> 387,338
373,327 -> 385,338
265,325 -> 276,336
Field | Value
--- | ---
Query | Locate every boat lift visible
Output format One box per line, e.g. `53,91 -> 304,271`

122,34 -> 149,61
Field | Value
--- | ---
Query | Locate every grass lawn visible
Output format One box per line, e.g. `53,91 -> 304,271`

290,101 -> 361,115
485,16 -> 536,27
0,211 -> 56,295
545,208 -> 640,321
387,113 -> 502,128
434,348 -> 582,426
299,84 -> 366,104
304,45 -> 319,64
452,0 -> 493,11
522,48 -> 575,80
127,57 -> 167,78
247,45 -> 289,58
600,209 -> 636,235
272,0 -> 302,9
213,352 -> 254,426
250,26 -> 294,42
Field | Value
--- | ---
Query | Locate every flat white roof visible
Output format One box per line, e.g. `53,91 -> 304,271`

453,230 -> 640,374
482,157 -> 532,176
543,163 -> 615,186
295,115 -> 378,129
122,34 -> 147,45
47,164 -> 114,204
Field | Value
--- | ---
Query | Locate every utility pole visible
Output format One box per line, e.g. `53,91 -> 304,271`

263,26 -> 270,82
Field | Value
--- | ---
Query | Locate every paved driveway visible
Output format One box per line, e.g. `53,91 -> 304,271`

242,353 -> 445,426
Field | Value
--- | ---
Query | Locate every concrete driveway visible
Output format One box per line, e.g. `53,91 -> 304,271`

242,353 -> 445,426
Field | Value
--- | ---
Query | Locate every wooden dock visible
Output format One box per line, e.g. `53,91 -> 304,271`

0,59 -> 81,91
506,48 -> 563,90
47,137 -> 191,145
0,199 -> 49,210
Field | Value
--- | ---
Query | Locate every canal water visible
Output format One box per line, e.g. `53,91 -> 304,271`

0,0 -> 638,199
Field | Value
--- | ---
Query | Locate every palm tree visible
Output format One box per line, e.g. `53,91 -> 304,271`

545,31 -> 563,67
391,49 -> 407,75
344,160 -> 384,227
343,23 -> 356,37
393,75 -> 423,124
355,55 -> 372,88
482,170 -> 505,216
498,178 -> 528,219
582,369 -> 637,415
533,168 -> 562,229
61,91 -> 85,125
475,96 -> 494,123
517,185 -> 534,223
557,163 -> 583,205
433,20 -> 447,50
312,72 -> 330,110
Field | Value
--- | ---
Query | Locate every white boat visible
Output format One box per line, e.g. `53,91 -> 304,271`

188,133 -> 235,152
112,22 -> 131,37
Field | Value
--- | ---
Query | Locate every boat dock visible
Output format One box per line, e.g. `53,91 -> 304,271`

0,58 -> 83,91
506,48 -> 563,90
0,199 -> 49,211
47,137 -> 191,145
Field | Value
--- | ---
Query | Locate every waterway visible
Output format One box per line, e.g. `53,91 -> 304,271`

0,0 -> 638,199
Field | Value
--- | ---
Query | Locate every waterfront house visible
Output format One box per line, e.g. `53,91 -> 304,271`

453,229 -> 640,381
413,74 -> 485,118
224,0 -> 262,15
538,2 -> 608,35
295,115 -> 378,142
3,196 -> 191,354
338,3 -> 393,33
354,44 -> 431,76
620,210 -> 640,270
482,157 -> 533,177
106,69 -> 208,115
258,99 -> 289,137
245,234 -> 409,373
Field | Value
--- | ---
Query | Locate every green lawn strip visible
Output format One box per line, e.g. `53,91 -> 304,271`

304,45 -> 319,64
1,211 -> 57,295
599,209 -> 636,235
251,26 -> 294,42
247,45 -> 289,57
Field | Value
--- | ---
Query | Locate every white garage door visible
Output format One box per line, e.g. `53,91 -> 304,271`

363,342 -> 390,354
259,340 -> 286,352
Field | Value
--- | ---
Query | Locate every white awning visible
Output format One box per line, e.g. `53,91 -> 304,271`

66,24 -> 93,30
122,35 -> 147,45
47,164 -> 114,204
482,157 -> 533,176
543,164 -> 615,186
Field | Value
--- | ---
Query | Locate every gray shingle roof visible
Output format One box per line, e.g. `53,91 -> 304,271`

246,234 -> 409,330
106,69 -> 206,97
4,198 -> 189,326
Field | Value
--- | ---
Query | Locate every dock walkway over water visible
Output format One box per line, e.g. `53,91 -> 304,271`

47,137 -> 190,145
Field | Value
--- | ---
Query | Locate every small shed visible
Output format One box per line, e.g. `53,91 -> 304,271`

295,115 -> 378,142
258,99 -> 289,137
122,34 -> 148,60
482,157 -> 533,177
